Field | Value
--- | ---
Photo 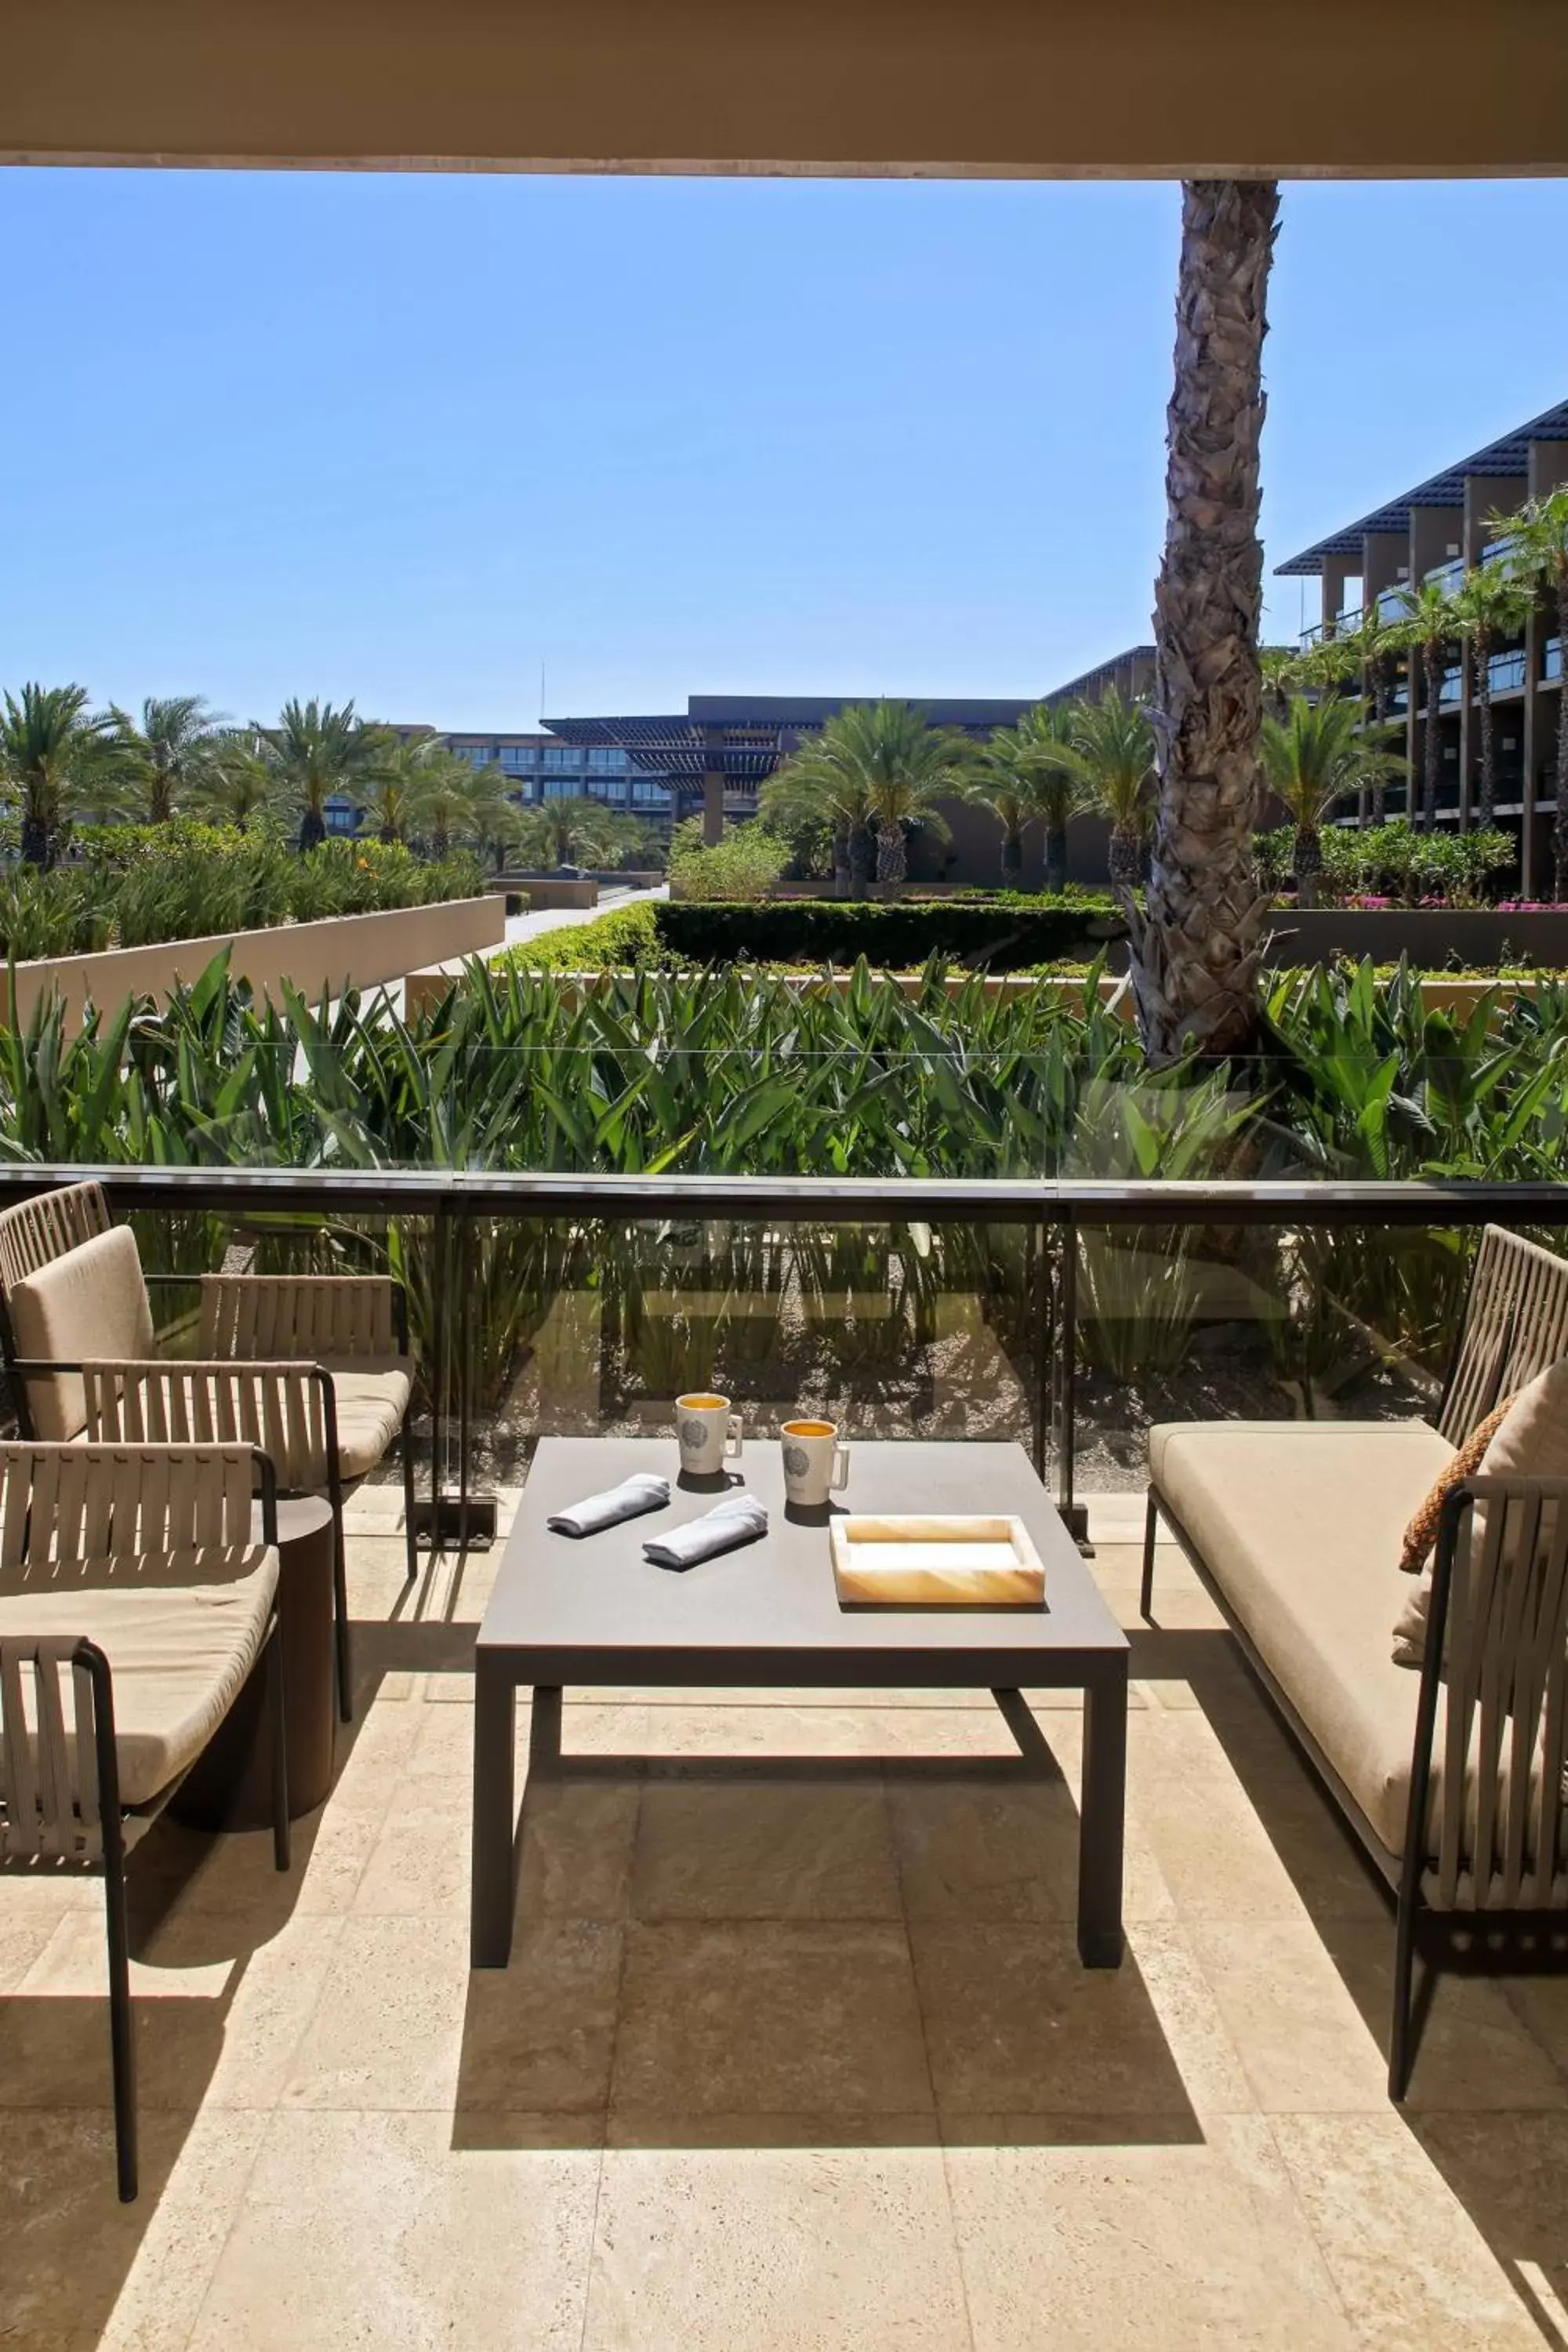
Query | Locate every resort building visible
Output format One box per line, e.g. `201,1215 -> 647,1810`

397,671 -> 1143,880
1276,397 -> 1568,893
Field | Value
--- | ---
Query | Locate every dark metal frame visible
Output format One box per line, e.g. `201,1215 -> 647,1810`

0,1450 -> 289,2201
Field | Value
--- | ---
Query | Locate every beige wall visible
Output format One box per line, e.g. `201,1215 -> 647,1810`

0,895 -> 504,1031
4,2 -> 1565,176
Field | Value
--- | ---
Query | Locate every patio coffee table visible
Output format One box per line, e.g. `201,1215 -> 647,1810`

470,1437 -> 1128,1969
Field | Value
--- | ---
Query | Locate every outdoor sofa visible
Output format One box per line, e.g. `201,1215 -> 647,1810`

1142,1223 -> 1568,2096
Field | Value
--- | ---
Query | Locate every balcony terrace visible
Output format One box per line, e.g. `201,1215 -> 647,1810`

1,1171 -> 1566,2349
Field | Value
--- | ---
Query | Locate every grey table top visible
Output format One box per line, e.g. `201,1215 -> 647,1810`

477,1438 -> 1127,1685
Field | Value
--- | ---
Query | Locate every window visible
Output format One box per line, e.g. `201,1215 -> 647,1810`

586,746 -> 628,771
543,746 -> 579,770
498,746 -> 534,771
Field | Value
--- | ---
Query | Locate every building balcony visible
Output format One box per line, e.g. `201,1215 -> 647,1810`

2,1162 -> 1565,2346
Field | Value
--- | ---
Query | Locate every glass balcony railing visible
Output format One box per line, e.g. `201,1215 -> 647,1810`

1424,557 -> 1466,593
9,1170 -> 1568,1528
1545,637 -> 1563,683
1487,648 -> 1527,694
1438,667 -> 1463,707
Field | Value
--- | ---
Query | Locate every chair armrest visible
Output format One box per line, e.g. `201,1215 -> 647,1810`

0,1633 -> 122,1856
198,1273 -> 408,1363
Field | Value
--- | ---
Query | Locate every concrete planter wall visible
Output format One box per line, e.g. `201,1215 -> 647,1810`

1261,908 -> 1568,968
0,895 -> 505,1030
426,962 -> 1547,1028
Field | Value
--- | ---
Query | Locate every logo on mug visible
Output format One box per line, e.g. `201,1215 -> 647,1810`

782,1443 -> 810,1479
680,1415 -> 711,1454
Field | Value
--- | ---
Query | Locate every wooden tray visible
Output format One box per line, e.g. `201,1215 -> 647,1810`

829,1514 -> 1045,1609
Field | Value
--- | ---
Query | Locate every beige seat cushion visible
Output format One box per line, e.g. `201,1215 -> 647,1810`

0,1544 -> 278,1807
324,1362 -> 413,1482
1150,1421 -> 1454,1858
8,1229 -> 156,1443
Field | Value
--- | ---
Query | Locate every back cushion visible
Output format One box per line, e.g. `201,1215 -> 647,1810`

9,1227 -> 155,1440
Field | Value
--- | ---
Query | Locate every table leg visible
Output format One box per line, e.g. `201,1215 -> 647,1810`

470,1657 -> 517,1968
1077,1661 -> 1127,1968
529,1682 -> 563,1778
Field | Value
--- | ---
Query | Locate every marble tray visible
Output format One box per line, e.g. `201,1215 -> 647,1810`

829,1513 -> 1046,1609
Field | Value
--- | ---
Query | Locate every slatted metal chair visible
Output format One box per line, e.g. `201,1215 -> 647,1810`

1435,1224 -> 1568,1443
0,1184 -> 419,1725
0,1440 -> 289,2201
1394,1474 -> 1568,2093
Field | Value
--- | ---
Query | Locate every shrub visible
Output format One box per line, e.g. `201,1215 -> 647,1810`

0,829 -> 485,958
1259,819 -> 1516,909
503,900 -> 662,973
653,896 -> 1126,971
666,818 -> 791,903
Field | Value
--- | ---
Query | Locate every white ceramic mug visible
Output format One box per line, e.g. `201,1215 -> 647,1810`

676,1392 -> 743,1476
780,1417 -> 850,1507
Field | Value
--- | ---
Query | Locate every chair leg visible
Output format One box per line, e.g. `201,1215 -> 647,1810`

1140,1488 -> 1160,1621
102,1833 -> 137,2202
332,1505 -> 352,1727
267,1617 -> 292,1873
1388,1882 -> 1420,2101
401,1417 -> 419,1583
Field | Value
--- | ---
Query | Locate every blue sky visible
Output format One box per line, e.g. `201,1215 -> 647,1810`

3,171 -> 1566,729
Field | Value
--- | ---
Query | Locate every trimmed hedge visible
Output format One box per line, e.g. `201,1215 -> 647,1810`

655,896 -> 1123,970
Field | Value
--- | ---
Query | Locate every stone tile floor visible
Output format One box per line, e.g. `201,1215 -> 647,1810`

2,1481 -> 1566,2349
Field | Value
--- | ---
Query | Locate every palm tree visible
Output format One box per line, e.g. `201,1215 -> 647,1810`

760,746 -> 873,894
187,729 -> 278,832
513,794 -> 645,871
1316,601 -> 1401,819
1489,488 -> 1568,894
254,699 -> 390,851
1450,563 -> 1532,832
964,750 -> 1038,883
766,701 -> 967,890
1261,695 -> 1406,906
1388,581 -> 1457,833
108,694 -> 224,825
1069,688 -> 1156,886
0,682 -> 118,865
983,702 -> 1092,891
1134,178 -> 1279,1064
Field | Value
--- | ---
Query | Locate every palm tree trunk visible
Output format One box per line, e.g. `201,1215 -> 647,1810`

1370,663 -> 1389,824
1127,178 -> 1279,1065
20,798 -> 49,869
299,808 -> 326,853
380,821 -> 398,846
1107,827 -> 1142,887
831,818 -> 851,895
1294,825 -> 1322,909
848,822 -> 876,896
1422,642 -> 1443,830
1043,822 -> 1068,895
1472,630 -> 1497,830
1000,822 -> 1022,882
1556,575 -> 1568,900
876,818 -> 907,887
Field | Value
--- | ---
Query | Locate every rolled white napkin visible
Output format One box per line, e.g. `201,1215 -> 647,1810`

643,1490 -> 768,1570
547,1472 -> 670,1537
